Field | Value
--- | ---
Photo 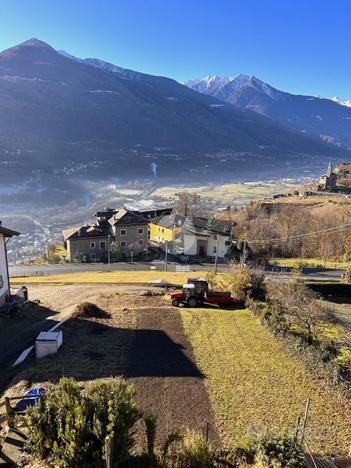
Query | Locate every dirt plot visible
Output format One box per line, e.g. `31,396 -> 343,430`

4,287 -> 219,447
126,303 -> 220,446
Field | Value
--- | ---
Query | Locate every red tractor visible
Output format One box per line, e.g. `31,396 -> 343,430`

171,277 -> 234,308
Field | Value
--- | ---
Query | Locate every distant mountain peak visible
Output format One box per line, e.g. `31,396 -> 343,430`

185,73 -> 281,101
20,38 -> 53,49
331,96 -> 351,108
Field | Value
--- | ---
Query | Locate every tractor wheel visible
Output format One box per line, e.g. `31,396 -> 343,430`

172,299 -> 180,307
187,298 -> 198,308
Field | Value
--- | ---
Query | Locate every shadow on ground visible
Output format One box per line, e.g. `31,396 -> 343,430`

0,302 -> 59,394
8,314 -> 203,390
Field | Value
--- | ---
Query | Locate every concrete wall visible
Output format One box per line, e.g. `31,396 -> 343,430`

0,233 -> 9,307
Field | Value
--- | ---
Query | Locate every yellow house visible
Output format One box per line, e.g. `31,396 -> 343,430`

149,213 -> 186,247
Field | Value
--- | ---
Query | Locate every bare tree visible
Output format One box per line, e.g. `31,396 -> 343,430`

270,271 -> 330,344
175,192 -> 201,217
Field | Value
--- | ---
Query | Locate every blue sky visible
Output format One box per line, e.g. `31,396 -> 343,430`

0,0 -> 350,98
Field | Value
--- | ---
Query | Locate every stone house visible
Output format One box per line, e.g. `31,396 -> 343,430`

63,209 -> 148,263
0,222 -> 19,307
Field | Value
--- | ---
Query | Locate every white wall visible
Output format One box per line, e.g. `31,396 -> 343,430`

183,233 -> 199,255
0,233 -> 9,306
207,235 -> 230,258
183,233 -> 230,257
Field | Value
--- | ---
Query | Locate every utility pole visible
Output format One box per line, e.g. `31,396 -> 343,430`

214,236 -> 219,274
242,241 -> 247,265
165,241 -> 168,272
107,235 -> 111,266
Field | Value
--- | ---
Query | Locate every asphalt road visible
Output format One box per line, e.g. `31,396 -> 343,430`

9,262 -> 345,282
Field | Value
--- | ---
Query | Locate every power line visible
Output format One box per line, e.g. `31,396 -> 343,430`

245,223 -> 351,245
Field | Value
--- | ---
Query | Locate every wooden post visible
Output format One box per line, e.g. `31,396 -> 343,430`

105,435 -> 112,468
300,398 -> 310,447
5,398 -> 15,429
294,416 -> 301,441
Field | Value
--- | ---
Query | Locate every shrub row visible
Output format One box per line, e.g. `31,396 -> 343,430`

24,377 -> 306,467
248,300 -> 351,400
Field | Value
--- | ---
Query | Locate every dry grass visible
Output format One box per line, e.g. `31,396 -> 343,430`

181,307 -> 351,455
10,270 -> 205,285
262,195 -> 351,206
270,257 -> 351,269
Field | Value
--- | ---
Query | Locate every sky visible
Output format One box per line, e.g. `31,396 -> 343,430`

0,0 -> 350,99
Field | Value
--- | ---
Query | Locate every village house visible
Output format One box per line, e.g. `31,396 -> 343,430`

63,209 -> 149,263
0,222 -> 19,308
180,217 -> 234,259
149,213 -> 186,253
150,212 -> 235,259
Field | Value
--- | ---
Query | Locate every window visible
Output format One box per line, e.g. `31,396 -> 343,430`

138,239 -> 144,246
138,228 -> 144,234
213,235 -> 217,240
90,242 -> 96,249
120,229 -> 127,236
121,241 -> 127,247
213,246 -> 217,253
100,241 -> 106,250
0,275 -> 3,289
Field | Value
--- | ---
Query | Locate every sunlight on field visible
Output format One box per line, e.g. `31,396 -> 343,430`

181,308 -> 351,454
270,257 -> 350,269
153,180 -> 298,205
10,270 -> 206,284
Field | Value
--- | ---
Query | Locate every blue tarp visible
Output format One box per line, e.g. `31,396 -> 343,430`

15,387 -> 46,412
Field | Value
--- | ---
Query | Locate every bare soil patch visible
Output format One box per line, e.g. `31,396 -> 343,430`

125,300 -> 220,446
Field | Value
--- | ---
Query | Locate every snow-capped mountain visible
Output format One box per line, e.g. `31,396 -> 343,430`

185,74 -> 282,102
185,75 -> 351,147
331,96 -> 351,108
58,50 -> 147,81
185,75 -> 234,95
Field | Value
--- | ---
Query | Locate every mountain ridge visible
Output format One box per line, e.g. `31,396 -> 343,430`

0,39 -> 347,188
185,75 -> 351,148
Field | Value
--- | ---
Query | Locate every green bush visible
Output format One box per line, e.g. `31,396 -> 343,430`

26,377 -> 141,467
255,435 -> 305,468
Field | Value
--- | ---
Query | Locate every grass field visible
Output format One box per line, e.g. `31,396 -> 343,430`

153,180 -> 298,205
181,307 -> 351,455
270,257 -> 350,269
10,270 -> 207,284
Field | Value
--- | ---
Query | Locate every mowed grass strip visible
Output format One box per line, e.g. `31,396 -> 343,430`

10,270 -> 206,284
181,308 -> 351,455
270,257 -> 350,269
